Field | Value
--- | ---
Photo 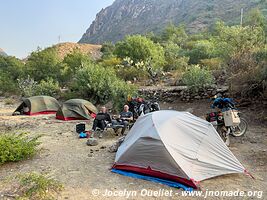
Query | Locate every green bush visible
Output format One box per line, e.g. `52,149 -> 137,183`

61,50 -> 92,84
16,172 -> 63,200
0,55 -> 24,80
163,42 -> 188,72
182,65 -> 214,91
0,71 -> 18,94
114,35 -> 165,70
0,56 -> 24,94
35,78 -> 61,97
200,57 -> 223,70
101,42 -> 116,59
70,62 -> 137,110
0,133 -> 40,164
116,67 -> 148,81
25,47 -> 64,82
100,57 -> 122,68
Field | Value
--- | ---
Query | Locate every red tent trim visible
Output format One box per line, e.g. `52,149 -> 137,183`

112,164 -> 198,189
24,111 -> 57,116
56,115 -> 89,121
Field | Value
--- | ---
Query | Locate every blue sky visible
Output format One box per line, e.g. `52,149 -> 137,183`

0,0 -> 114,58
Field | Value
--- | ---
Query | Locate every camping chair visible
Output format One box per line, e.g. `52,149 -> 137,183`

107,116 -> 135,135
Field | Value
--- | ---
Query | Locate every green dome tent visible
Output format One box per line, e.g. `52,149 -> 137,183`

56,99 -> 98,121
13,96 -> 60,116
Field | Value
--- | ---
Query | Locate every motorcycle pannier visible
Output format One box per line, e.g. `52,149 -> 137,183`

223,110 -> 240,126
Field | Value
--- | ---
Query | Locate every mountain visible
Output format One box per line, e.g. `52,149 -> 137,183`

79,0 -> 267,44
0,48 -> 7,57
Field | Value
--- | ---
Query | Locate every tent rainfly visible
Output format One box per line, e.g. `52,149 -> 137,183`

112,110 -> 250,188
13,96 -> 60,116
56,99 -> 97,121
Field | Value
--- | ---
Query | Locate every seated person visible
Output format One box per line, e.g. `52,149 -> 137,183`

113,105 -> 133,135
92,106 -> 112,132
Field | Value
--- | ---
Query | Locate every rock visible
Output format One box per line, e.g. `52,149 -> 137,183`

86,138 -> 98,146
194,96 -> 201,100
108,136 -> 125,153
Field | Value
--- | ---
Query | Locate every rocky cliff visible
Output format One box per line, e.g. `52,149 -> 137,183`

79,0 -> 265,44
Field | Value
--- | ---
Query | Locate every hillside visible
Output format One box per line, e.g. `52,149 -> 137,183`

0,48 -> 7,57
52,42 -> 102,60
79,0 -> 267,44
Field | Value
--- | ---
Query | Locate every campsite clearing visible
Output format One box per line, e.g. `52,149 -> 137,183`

0,98 -> 266,200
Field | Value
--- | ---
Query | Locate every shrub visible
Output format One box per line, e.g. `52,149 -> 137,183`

35,78 -> 61,97
61,50 -> 92,84
163,42 -> 189,72
16,172 -> 63,200
186,40 -> 217,64
116,67 -> 148,81
101,42 -> 116,59
0,55 -> 24,80
182,65 -> 214,91
17,76 -> 38,97
0,71 -> 18,94
100,57 -> 122,67
0,133 -> 40,164
200,57 -> 223,70
0,56 -> 24,94
25,47 -> 64,82
114,35 -> 165,70
70,62 -> 137,110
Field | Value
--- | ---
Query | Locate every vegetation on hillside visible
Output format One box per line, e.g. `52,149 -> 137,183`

0,8 -> 266,104
79,0 -> 267,44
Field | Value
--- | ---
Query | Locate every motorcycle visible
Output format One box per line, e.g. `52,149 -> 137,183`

138,101 -> 160,116
128,96 -> 160,120
206,100 -> 248,146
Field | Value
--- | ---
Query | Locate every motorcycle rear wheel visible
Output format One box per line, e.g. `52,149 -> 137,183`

231,118 -> 248,137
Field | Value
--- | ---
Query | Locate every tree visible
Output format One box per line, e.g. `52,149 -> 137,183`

114,35 -> 165,69
0,56 -> 24,94
214,21 -> 265,59
246,8 -> 266,29
163,42 -> 189,71
62,50 -> 92,84
186,40 -> 217,64
25,47 -> 63,82
100,42 -> 116,59
161,23 -> 188,46
0,56 -> 24,79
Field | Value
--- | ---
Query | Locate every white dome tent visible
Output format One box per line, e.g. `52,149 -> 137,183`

112,110 -> 249,188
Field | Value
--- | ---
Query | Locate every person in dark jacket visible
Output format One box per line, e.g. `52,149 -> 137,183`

92,106 -> 112,132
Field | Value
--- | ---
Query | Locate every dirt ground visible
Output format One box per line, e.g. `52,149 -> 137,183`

0,98 -> 266,200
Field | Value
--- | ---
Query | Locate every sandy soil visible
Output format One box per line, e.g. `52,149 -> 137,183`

0,98 -> 266,200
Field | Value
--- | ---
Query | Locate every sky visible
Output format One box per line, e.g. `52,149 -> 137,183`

0,0 -> 115,58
